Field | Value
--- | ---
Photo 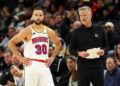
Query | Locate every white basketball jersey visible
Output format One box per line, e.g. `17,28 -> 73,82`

24,24 -> 49,60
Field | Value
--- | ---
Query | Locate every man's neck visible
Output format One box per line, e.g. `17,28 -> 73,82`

84,21 -> 92,28
109,67 -> 116,74
33,23 -> 43,30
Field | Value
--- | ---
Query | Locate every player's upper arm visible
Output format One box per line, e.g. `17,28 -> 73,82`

48,28 -> 61,45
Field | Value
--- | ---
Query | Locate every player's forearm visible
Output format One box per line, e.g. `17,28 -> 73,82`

51,41 -> 62,59
8,41 -> 23,60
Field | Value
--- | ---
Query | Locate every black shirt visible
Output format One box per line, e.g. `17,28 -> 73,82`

0,57 -> 9,71
70,24 -> 109,67
0,65 -> 14,85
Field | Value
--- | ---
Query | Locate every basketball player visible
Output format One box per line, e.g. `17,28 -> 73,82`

8,7 -> 62,86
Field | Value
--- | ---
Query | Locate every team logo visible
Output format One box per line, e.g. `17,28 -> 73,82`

95,34 -> 99,37
32,32 -> 36,35
0,63 -> 3,66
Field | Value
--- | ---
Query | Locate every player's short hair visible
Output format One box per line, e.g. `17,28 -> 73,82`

33,6 -> 43,11
78,6 -> 92,14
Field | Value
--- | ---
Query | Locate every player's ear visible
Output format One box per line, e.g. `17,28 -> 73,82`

42,14 -> 44,20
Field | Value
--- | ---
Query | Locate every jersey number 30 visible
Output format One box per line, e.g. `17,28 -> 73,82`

35,44 -> 47,54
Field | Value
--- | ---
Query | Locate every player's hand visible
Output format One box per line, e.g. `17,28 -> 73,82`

97,50 -> 104,56
20,57 -> 32,67
78,51 -> 89,58
45,57 -> 54,67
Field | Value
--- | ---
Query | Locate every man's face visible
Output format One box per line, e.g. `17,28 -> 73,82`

79,9 -> 92,25
32,10 -> 44,25
106,58 -> 116,72
97,0 -> 104,8
55,15 -> 62,24
12,54 -> 20,65
8,28 -> 15,38
4,52 -> 12,65
105,26 -> 113,33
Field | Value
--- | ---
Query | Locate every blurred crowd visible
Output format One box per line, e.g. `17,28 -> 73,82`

0,0 -> 120,86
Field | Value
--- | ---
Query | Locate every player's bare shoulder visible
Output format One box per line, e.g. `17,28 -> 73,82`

24,26 -> 32,35
23,26 -> 32,41
45,26 -> 55,39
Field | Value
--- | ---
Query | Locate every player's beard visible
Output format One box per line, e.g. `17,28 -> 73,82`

34,20 -> 43,25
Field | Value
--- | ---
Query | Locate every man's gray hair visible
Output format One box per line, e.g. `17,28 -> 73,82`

78,6 -> 92,14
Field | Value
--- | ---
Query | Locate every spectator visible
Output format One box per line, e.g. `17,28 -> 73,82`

44,0 -> 51,9
66,20 -> 81,55
0,27 -> 16,51
101,7 -> 110,22
54,13 -> 70,42
0,51 -> 14,85
0,8 -> 6,32
55,4 -> 69,19
108,3 -> 118,20
13,0 -> 25,15
67,12 -> 78,30
56,55 -> 77,86
104,57 -> 120,86
49,16 -> 56,29
93,0 -> 105,23
0,6 -> 12,32
66,20 -> 81,45
9,65 -> 24,86
53,29 -> 66,58
3,51 -> 13,68
24,8 -> 32,20
67,55 -> 78,86
0,46 -> 6,71
105,22 -> 120,48
49,46 -> 68,84
48,3 -> 57,15
12,54 -> 23,69
114,43 -> 120,67
104,22 -> 120,57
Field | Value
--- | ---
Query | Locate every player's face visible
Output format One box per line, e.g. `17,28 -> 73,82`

79,9 -> 92,25
32,10 -> 44,25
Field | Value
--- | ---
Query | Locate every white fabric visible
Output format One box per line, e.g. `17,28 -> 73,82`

24,25 -> 54,86
24,25 -> 49,60
14,71 -> 24,86
25,61 -> 54,86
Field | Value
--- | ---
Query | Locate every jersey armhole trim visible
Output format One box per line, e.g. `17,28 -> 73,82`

31,24 -> 44,33
46,27 -> 50,38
